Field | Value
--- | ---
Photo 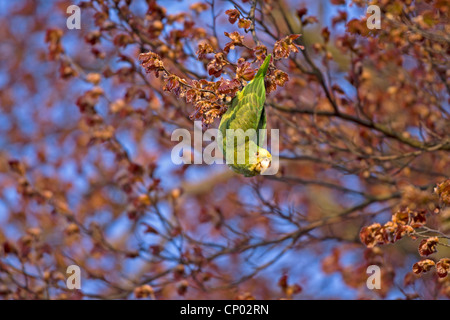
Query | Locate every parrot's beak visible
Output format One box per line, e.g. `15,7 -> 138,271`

260,158 -> 271,173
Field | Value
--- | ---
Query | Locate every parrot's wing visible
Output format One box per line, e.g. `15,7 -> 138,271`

218,84 -> 265,157
218,54 -> 271,156
219,54 -> 271,135
224,79 -> 266,133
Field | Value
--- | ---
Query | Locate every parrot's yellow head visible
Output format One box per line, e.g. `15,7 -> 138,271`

254,147 -> 272,174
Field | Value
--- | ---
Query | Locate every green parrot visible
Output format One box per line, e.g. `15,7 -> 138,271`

218,54 -> 272,177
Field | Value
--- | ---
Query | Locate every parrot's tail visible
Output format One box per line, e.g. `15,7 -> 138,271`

255,54 -> 272,78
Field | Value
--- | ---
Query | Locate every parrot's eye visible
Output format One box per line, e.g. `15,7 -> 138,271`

256,152 -> 259,156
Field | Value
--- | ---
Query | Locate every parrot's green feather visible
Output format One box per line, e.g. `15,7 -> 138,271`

219,54 -> 272,177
